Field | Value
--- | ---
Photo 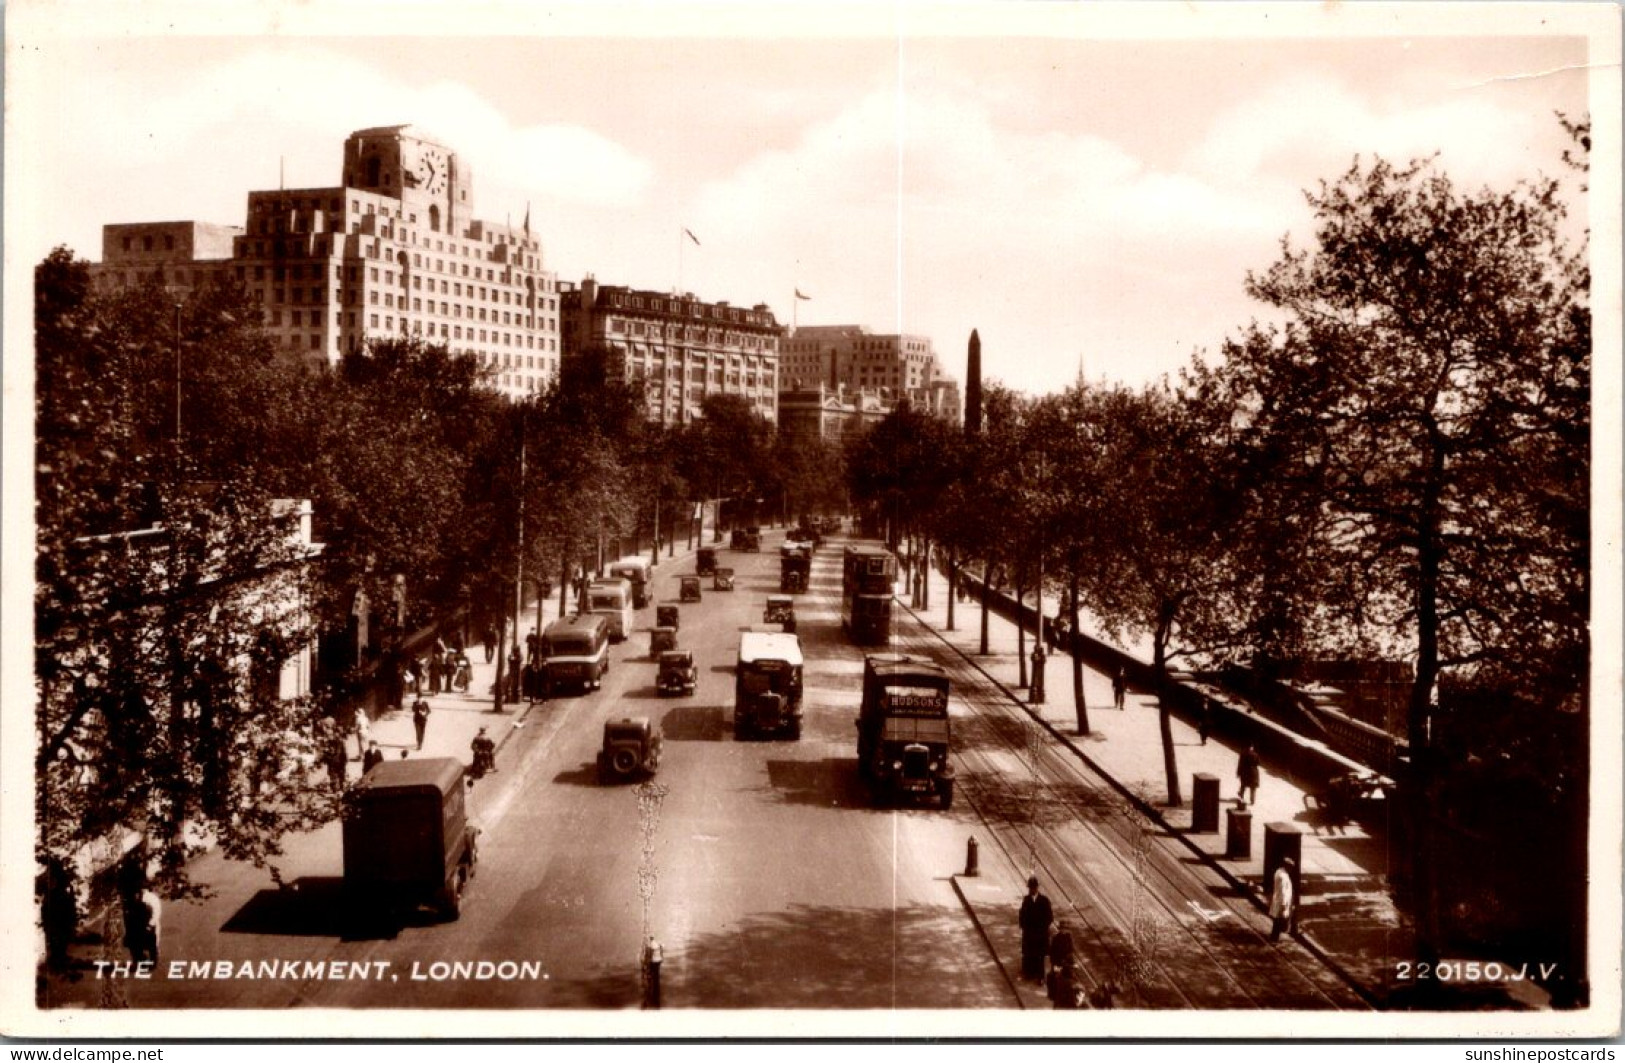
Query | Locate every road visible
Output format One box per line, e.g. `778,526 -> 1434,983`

66,534 -> 1008,1010
52,530 -> 1363,1012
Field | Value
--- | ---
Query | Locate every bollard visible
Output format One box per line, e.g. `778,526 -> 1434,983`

1191,773 -> 1221,833
642,937 -> 663,1009
964,836 -> 980,877
1226,807 -> 1253,860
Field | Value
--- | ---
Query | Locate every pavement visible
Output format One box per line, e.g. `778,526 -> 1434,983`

897,554 -> 1551,1011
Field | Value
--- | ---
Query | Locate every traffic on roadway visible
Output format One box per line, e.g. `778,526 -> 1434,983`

53,524 -> 1365,1011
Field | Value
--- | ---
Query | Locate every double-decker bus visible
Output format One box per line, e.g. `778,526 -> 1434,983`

842,545 -> 896,645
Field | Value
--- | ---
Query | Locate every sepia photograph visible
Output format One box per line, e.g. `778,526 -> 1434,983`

3,0 -> 1620,1042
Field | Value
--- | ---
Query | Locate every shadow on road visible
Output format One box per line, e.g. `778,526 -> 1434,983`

659,704 -> 727,742
552,764 -> 602,787
219,877 -> 446,942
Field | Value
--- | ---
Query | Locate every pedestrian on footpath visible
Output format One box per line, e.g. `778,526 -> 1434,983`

412,695 -> 432,751
482,624 -> 497,664
1269,857 -> 1297,942
353,709 -> 371,760
507,644 -> 523,702
1198,701 -> 1211,745
429,643 -> 445,696
1017,876 -> 1053,983
122,885 -> 161,966
362,741 -> 385,775
1237,744 -> 1261,806
1112,668 -> 1127,710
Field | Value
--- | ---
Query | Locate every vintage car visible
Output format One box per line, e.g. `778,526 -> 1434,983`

679,575 -> 703,603
597,718 -> 663,782
730,528 -> 761,552
656,604 -> 680,631
657,650 -> 698,697
696,547 -> 718,577
714,567 -> 736,591
650,625 -> 678,657
763,595 -> 798,633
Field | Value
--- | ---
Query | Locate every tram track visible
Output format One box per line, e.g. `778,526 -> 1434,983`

884,618 -> 1367,1010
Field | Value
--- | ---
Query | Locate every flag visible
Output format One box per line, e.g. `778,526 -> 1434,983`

684,227 -> 701,246
523,202 -> 531,236
795,288 -> 811,300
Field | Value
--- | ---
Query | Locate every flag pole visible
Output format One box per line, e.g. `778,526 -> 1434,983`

677,228 -> 684,295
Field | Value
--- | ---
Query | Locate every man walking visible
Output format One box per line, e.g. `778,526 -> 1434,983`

1017,875 -> 1054,983
412,695 -> 432,751
1112,668 -> 1127,710
362,741 -> 386,775
1269,857 -> 1297,942
1237,744 -> 1261,806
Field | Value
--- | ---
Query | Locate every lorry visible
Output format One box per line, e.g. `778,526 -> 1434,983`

734,629 -> 804,740
856,655 -> 955,809
342,757 -> 480,921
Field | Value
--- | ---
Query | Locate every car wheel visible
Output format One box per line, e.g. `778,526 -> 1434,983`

611,747 -> 639,775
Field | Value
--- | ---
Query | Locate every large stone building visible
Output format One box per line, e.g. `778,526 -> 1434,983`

779,324 -> 961,423
559,277 -> 784,425
777,384 -> 890,446
91,125 -> 562,400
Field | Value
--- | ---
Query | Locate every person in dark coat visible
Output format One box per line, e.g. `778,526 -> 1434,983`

411,696 -> 431,751
507,644 -> 523,702
482,625 -> 497,664
428,644 -> 445,695
1237,744 -> 1261,806
1112,668 -> 1127,710
1017,876 -> 1053,982
361,741 -> 386,775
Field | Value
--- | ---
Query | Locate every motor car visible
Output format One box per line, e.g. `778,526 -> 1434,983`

656,604 -> 680,631
696,547 -> 718,576
597,718 -> 663,782
650,626 -> 678,657
680,576 -> 703,603
714,567 -> 736,591
657,650 -> 698,697
763,595 -> 797,633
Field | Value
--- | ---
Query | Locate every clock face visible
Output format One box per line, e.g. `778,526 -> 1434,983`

417,146 -> 448,196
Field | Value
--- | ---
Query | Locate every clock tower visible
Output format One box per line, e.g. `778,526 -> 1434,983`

342,125 -> 473,234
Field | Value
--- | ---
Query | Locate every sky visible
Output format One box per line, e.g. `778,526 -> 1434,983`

5,1 -> 1611,396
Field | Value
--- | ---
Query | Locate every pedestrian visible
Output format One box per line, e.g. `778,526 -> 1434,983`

40,859 -> 79,972
122,884 -> 161,966
362,740 -> 385,775
482,624 -> 497,664
507,644 -> 523,702
408,656 -> 425,695
1051,613 -> 1070,654
353,710 -> 372,760
1237,743 -> 1261,806
1112,668 -> 1127,710
428,643 -> 445,695
1197,700 -> 1211,745
325,735 -> 348,792
1017,875 -> 1053,983
412,695 -> 431,751
1269,857 -> 1297,942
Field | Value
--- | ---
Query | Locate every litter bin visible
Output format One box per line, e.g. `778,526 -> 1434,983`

1192,773 -> 1221,833
1226,807 -> 1253,860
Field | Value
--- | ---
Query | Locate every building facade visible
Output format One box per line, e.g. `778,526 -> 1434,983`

777,384 -> 890,445
560,277 -> 783,425
779,324 -> 961,423
91,125 -> 561,400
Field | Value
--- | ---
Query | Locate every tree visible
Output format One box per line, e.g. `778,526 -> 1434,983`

1218,150 -> 1590,975
36,251 -> 331,896
1083,380 -> 1249,806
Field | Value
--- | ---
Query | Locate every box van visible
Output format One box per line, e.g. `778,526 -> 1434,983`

540,613 -> 611,694
343,757 -> 479,921
607,556 -> 653,609
585,578 -> 634,641
735,629 -> 804,740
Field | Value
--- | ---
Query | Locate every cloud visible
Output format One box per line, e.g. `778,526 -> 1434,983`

1186,71 -> 1561,193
